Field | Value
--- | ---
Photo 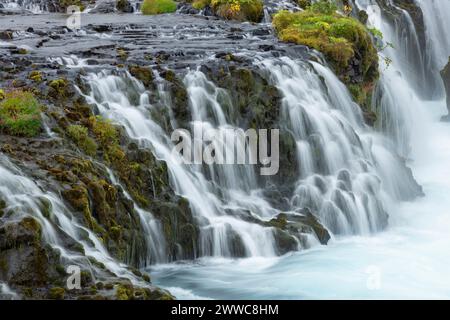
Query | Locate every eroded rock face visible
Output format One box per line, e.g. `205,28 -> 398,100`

441,57 -> 450,121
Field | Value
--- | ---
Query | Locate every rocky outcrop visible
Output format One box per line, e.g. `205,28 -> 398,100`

116,0 -> 134,13
89,0 -> 116,13
441,57 -> 450,121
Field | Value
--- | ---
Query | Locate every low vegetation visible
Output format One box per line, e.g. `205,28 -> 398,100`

211,0 -> 263,22
0,90 -> 41,137
141,0 -> 177,15
190,0 -> 263,22
272,0 -> 379,112
67,124 -> 98,156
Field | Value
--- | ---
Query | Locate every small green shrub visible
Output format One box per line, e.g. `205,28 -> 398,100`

211,0 -> 263,22
309,0 -> 337,14
272,2 -> 380,112
67,124 -> 98,156
297,0 -> 311,9
192,0 -> 209,10
272,8 -> 378,83
29,70 -> 43,83
90,116 -> 118,147
0,90 -> 41,137
141,0 -> 177,15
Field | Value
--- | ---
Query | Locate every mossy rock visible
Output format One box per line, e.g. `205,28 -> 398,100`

48,287 -> 65,300
273,5 -> 380,118
211,0 -> 263,22
47,78 -> 74,100
128,65 -> 154,88
28,70 -> 43,83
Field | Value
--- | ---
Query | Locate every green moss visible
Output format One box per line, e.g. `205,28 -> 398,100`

268,213 -> 288,229
67,124 -> 98,156
297,0 -> 311,9
128,65 -> 154,88
272,3 -> 379,111
142,273 -> 151,283
19,216 -> 42,237
28,70 -> 43,83
59,0 -> 85,11
192,0 -> 209,9
0,89 -> 5,100
211,0 -> 263,22
141,0 -> 177,15
116,284 -> 133,300
90,116 -> 119,146
0,90 -> 42,137
38,197 -> 52,219
109,225 -> 122,240
48,78 -> 72,100
48,287 -> 65,300
308,0 -> 337,14
18,48 -> 28,54
62,185 -> 99,232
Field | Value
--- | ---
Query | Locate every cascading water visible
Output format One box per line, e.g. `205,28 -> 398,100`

0,153 -> 151,286
257,57 -> 419,235
1,0 -> 450,300
81,70 -> 279,259
75,43 -> 421,270
150,0 -> 450,299
417,0 -> 450,72
0,0 -> 49,13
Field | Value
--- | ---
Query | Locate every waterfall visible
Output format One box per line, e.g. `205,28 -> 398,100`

72,45 -> 422,263
81,70 -> 279,259
417,0 -> 450,71
351,0 -> 426,156
0,0 -> 49,13
0,154 -> 149,285
257,57 -> 419,234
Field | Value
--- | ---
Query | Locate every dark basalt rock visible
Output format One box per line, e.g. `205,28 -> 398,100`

89,1 -> 116,13
116,0 -> 134,13
441,57 -> 450,121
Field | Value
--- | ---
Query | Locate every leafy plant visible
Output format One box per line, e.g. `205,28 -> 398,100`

210,0 -> 263,22
0,90 -> 41,137
309,0 -> 337,15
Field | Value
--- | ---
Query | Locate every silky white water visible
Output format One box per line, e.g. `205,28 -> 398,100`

152,98 -> 450,299
0,154 -> 150,286
149,1 -> 450,299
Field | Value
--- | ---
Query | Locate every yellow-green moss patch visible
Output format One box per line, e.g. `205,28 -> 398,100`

0,90 -> 42,137
141,0 -> 177,15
